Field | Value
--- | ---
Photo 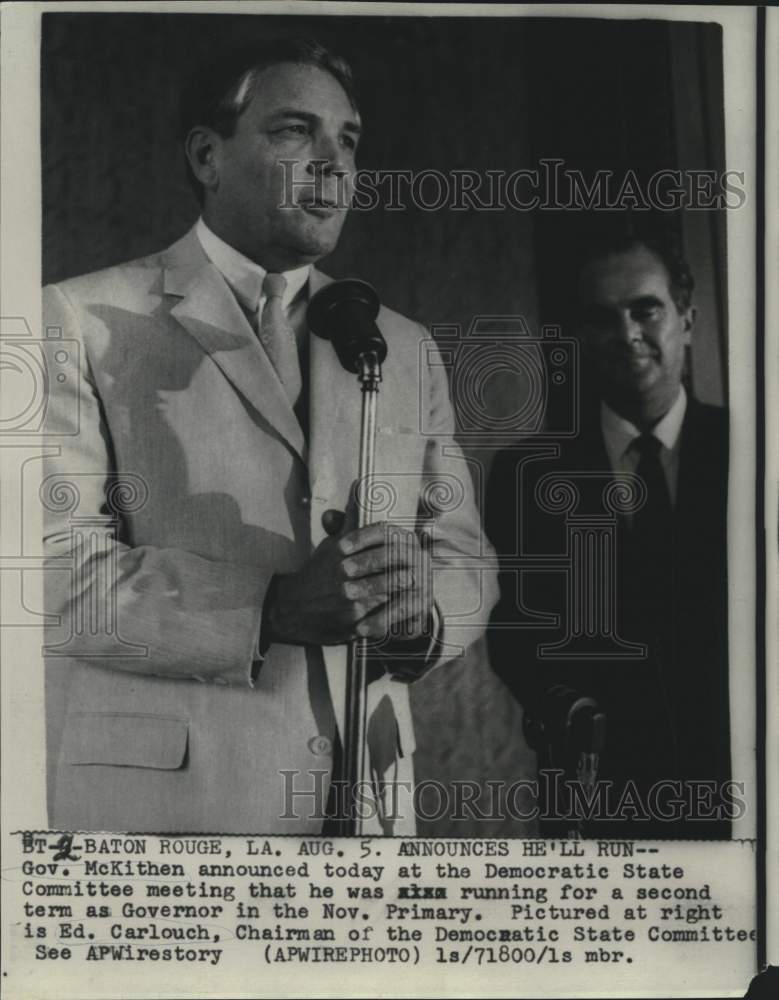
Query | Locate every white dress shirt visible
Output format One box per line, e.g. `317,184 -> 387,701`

196,216 -> 310,330
600,385 -> 687,507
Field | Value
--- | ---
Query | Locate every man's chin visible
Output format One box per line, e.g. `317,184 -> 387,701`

285,219 -> 344,263
603,365 -> 659,396
601,374 -> 658,407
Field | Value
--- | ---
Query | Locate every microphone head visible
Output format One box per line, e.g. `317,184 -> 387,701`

307,278 -> 387,373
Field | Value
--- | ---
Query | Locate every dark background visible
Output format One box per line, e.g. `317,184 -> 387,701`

41,12 -> 728,836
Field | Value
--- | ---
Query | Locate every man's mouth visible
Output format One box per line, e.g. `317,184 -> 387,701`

613,349 -> 657,365
299,197 -> 343,217
605,349 -> 659,379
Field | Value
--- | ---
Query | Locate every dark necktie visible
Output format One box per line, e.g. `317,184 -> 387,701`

630,433 -> 673,622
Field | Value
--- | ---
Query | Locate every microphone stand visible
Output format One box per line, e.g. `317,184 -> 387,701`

337,348 -> 382,837
306,277 -> 386,838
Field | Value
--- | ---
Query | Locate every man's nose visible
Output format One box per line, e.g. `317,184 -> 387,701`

616,312 -> 643,344
307,132 -> 350,177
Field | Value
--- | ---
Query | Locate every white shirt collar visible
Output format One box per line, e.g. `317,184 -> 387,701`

601,385 -> 687,466
196,217 -> 310,313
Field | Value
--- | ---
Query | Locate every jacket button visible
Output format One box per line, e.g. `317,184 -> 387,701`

301,495 -> 310,506
308,735 -> 332,756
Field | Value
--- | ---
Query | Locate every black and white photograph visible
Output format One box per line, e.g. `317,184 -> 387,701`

0,3 -> 773,998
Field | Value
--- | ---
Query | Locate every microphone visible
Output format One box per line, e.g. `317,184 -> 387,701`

307,279 -> 387,373
525,684 -> 606,768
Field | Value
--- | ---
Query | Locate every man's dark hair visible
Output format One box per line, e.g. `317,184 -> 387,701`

179,37 -> 358,204
577,232 -> 695,313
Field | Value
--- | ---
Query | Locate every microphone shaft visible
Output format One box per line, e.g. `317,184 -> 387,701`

336,349 -> 382,837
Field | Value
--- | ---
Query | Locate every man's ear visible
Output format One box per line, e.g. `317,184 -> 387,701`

682,304 -> 698,339
184,127 -> 222,195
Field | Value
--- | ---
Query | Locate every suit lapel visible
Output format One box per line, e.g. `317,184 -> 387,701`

163,229 -> 306,463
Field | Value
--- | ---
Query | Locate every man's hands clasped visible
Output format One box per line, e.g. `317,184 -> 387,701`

265,510 -> 433,647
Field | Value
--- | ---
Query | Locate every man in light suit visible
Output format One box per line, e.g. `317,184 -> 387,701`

487,234 -> 730,837
43,38 -> 496,834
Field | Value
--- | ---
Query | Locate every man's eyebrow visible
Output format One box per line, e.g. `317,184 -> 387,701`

628,295 -> 665,309
268,108 -> 362,134
580,295 -> 665,318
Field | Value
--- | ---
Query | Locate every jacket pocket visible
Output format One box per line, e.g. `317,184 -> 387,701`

62,712 -> 188,770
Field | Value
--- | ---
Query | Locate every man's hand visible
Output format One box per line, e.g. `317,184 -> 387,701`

264,511 -> 433,647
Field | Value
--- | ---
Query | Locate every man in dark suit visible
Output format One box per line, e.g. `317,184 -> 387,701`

487,235 -> 731,838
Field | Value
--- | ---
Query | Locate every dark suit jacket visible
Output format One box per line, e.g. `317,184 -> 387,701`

486,396 -> 731,838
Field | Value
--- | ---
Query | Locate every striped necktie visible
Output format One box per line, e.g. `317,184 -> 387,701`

258,273 -> 303,408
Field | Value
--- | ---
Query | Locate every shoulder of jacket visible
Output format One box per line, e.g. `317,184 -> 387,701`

42,233 -> 192,303
689,396 -> 727,417
687,396 -> 728,434
377,300 -> 426,336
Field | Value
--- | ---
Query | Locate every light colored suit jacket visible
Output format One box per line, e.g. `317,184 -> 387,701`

42,226 -> 497,834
